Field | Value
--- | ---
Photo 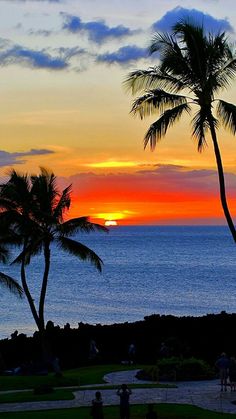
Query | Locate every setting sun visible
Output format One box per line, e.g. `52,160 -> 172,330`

104,220 -> 118,226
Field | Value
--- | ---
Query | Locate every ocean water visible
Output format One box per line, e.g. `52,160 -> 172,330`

1,225 -> 236,339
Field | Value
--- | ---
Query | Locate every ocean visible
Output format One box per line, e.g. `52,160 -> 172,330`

1,225 -> 236,339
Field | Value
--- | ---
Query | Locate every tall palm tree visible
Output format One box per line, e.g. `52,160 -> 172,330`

0,168 -> 106,345
125,20 -> 236,240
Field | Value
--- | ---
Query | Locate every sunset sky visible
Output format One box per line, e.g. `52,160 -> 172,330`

0,0 -> 236,225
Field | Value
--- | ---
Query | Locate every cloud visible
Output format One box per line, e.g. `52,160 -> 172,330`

0,149 -> 54,167
28,29 -> 54,37
62,164 -> 236,202
0,44 -> 68,70
97,45 -> 147,65
57,164 -> 236,223
152,7 -> 234,33
62,13 -> 134,44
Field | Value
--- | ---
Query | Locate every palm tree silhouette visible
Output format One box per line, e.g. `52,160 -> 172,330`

125,20 -> 236,240
0,168 -> 106,351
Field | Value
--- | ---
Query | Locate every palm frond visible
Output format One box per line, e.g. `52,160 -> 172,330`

57,236 -> 103,272
216,100 -> 236,135
124,67 -> 186,95
0,170 -> 31,212
0,272 -> 23,297
31,167 -> 59,217
149,32 -> 175,55
191,110 -> 218,152
150,30 -> 197,91
124,68 -> 160,94
53,184 -> 72,222
131,89 -> 188,119
58,217 -> 108,236
214,59 -> 236,92
0,246 -> 9,264
11,238 -> 43,265
144,103 -> 191,150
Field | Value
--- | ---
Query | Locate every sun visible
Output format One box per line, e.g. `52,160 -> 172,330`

104,220 -> 118,227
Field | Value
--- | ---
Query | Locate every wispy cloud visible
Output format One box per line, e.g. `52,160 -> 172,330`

152,7 -> 234,33
0,149 -> 54,167
97,45 -> 147,65
62,13 -> 134,44
0,44 -> 68,70
28,29 -> 54,37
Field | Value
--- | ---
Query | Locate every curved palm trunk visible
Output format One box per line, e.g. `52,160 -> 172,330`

21,241 -> 40,330
38,240 -> 51,363
208,116 -> 236,242
38,240 -> 50,331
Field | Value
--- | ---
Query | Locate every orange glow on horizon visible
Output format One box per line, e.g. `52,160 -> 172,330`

64,164 -> 236,226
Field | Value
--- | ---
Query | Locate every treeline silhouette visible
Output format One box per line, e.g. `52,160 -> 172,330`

0,311 -> 234,371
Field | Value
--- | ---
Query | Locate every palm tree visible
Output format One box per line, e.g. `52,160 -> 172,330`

125,20 -> 236,241
0,168 -> 106,349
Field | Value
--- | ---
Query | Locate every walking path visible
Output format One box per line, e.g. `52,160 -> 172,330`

1,369 -> 236,414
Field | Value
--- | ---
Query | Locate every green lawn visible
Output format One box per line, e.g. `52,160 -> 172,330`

0,389 -> 75,404
0,404 -> 235,419
0,364 -> 145,391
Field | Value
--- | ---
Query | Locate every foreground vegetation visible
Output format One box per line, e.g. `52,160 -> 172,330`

0,364 -> 145,391
0,404 -> 236,419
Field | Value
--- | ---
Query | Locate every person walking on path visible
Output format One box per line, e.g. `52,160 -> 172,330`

91,391 -> 104,419
117,383 -> 132,419
215,352 -> 230,392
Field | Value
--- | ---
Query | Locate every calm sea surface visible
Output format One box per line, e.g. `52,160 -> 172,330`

1,225 -> 236,338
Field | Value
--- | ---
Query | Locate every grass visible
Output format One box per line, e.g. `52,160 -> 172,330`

0,389 -> 75,404
0,364 -> 145,391
0,404 -> 236,419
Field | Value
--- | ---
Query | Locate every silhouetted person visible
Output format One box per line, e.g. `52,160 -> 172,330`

146,404 -> 158,419
89,339 -> 99,360
215,352 -> 230,391
91,391 -> 104,419
117,383 -> 132,419
159,342 -> 169,358
229,356 -> 236,391
128,342 -> 136,364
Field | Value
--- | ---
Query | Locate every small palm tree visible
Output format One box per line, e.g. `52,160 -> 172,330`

125,20 -> 236,240
0,168 -> 106,347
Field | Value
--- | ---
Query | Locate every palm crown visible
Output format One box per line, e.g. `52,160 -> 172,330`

0,168 -> 106,333
125,20 -> 236,240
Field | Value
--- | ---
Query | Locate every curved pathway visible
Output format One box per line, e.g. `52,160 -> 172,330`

0,370 -> 236,414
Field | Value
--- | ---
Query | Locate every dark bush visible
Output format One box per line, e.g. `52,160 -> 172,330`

136,357 -> 215,381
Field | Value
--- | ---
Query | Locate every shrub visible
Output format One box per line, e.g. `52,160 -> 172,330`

136,357 -> 215,381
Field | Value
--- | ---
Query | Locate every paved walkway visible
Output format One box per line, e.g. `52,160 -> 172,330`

1,370 -> 236,414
